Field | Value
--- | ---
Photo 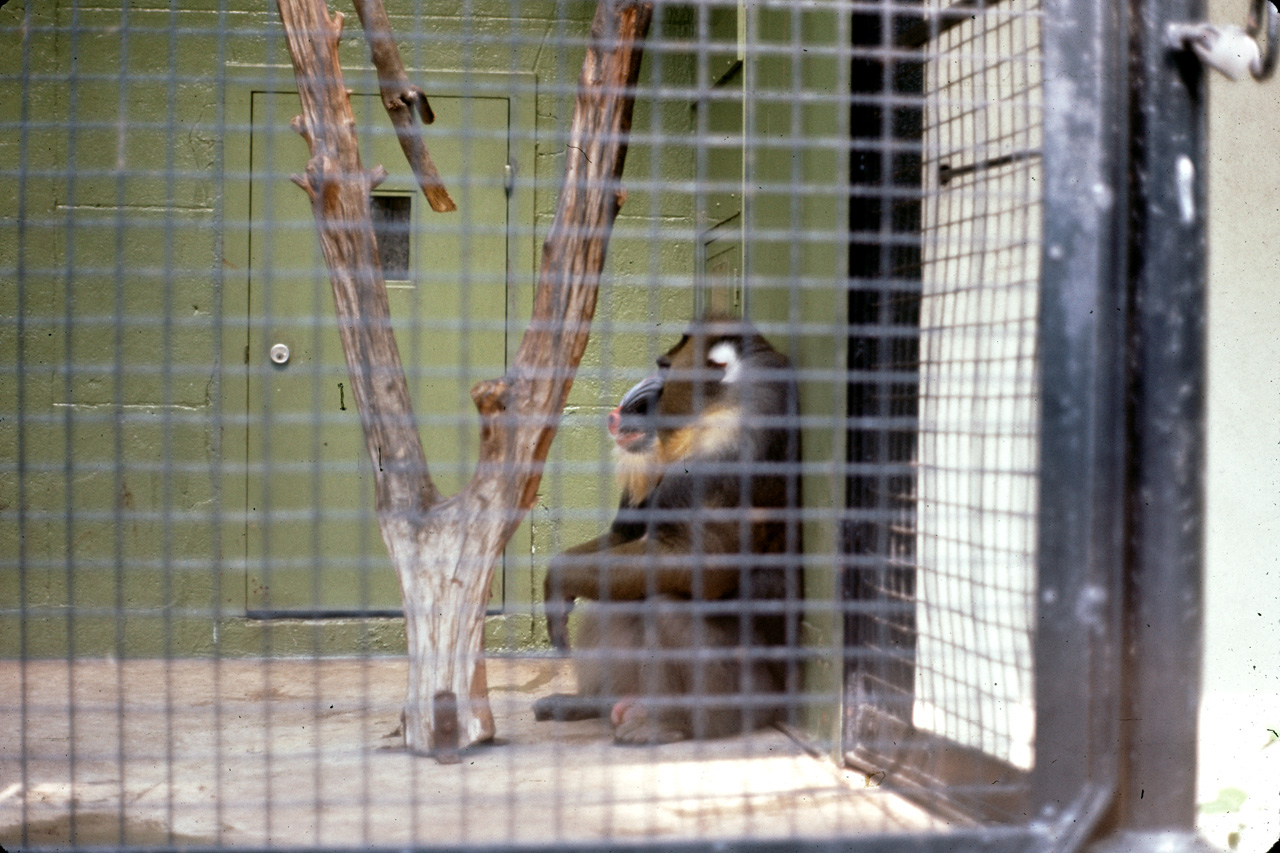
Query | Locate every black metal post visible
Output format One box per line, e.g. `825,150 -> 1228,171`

1031,0 -> 1132,841
1111,0 -> 1210,838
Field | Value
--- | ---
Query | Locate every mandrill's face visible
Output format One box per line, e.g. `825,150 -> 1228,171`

608,373 -> 661,454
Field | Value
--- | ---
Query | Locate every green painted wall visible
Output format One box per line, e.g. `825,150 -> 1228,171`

1,2 -> 852,751
740,4 -> 850,750
0,0 -> 702,658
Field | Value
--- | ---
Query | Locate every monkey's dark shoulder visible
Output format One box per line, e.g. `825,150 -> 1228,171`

609,497 -> 651,541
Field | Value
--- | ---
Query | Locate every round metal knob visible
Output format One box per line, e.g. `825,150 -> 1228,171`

269,343 -> 291,365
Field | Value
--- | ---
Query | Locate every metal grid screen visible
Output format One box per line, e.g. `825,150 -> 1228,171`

913,0 -> 1041,771
843,0 -> 1041,822
0,0 -> 1074,848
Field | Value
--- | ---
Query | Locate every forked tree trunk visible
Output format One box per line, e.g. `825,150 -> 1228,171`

274,0 -> 653,760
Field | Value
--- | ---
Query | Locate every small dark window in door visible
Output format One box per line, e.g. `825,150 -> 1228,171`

370,193 -> 412,280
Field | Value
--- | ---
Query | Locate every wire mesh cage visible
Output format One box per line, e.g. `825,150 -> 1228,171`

1,0 -> 1206,849
844,0 -> 1043,822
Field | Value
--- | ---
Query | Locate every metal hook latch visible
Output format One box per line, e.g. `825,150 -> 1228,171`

1166,0 -> 1279,80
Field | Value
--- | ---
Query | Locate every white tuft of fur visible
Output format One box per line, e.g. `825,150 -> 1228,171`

692,405 -> 742,457
708,341 -> 742,384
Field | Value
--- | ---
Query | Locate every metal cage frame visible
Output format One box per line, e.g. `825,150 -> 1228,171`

837,0 -> 1209,849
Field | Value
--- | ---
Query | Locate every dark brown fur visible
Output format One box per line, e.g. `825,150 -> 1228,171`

536,316 -> 802,744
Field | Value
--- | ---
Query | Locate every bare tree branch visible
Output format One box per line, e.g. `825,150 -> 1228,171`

480,0 -> 653,515
275,0 -> 441,516
351,0 -> 457,213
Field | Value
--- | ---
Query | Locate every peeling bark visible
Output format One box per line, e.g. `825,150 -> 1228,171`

274,0 -> 652,759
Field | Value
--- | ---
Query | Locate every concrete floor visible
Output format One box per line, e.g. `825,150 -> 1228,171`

0,657 -> 943,848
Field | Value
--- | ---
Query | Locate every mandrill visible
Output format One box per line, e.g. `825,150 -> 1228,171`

536,316 -> 802,744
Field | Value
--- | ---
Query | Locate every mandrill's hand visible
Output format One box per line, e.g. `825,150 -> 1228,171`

544,533 -> 627,650
543,561 -> 577,650
545,595 -> 574,650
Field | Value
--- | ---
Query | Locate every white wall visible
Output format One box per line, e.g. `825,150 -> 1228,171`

1198,1 -> 1280,847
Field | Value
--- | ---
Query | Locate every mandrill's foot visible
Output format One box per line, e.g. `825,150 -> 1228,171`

533,692 -> 608,723
610,697 -> 688,746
